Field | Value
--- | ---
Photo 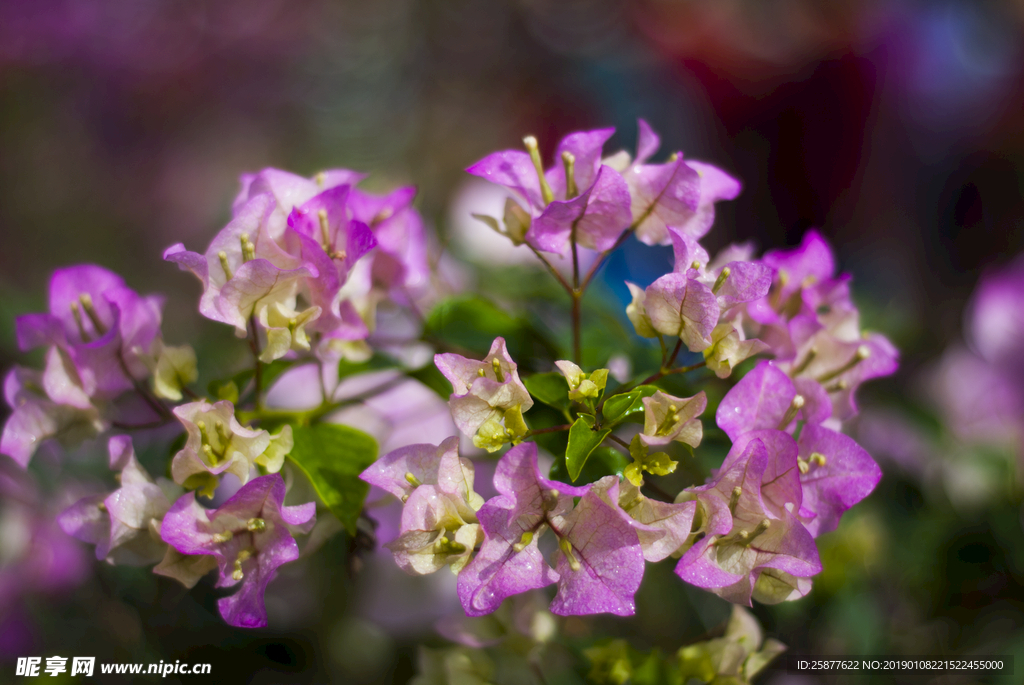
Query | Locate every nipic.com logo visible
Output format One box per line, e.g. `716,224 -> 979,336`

15,656 -> 212,677
16,657 -> 94,677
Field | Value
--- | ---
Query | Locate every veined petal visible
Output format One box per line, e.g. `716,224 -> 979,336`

467,151 -> 544,214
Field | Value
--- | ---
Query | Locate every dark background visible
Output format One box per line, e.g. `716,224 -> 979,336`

2,1 -> 1023,683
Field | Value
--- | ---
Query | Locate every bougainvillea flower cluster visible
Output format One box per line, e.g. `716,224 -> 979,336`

357,120 -> 896,619
2,118 -> 896,653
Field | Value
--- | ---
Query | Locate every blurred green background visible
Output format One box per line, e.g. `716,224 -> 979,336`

2,0 -> 1024,683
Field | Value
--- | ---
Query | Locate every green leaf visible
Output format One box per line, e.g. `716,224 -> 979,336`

423,295 -> 557,362
552,445 -> 628,485
524,372 -> 570,412
424,296 -> 522,355
602,385 -> 659,424
287,424 -> 378,535
566,415 -> 612,482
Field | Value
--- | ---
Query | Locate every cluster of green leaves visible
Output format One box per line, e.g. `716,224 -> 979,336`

584,607 -> 785,685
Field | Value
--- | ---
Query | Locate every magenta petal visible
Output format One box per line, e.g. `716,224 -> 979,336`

635,119 -> 660,164
528,165 -> 631,255
758,517 -> 821,579
371,209 -> 430,294
107,435 -> 134,470
669,229 -> 710,274
243,168 -> 320,223
467,151 -> 544,214
645,273 -> 720,351
217,534 -> 299,628
159,493 -> 211,556
546,128 -> 616,200
670,161 -> 741,241
792,377 -> 831,425
457,443 -> 585,616
528,196 -> 588,256
58,494 -> 111,560
283,225 -> 340,323
716,361 -> 797,440
216,260 -> 315,331
631,159 -> 702,245
345,220 -> 378,271
676,538 -> 746,591
762,229 -> 836,285
492,443 -> 587,522
281,502 -> 317,533
676,438 -> 820,605
715,261 -> 773,309
629,497 -> 698,563
725,430 -> 803,517
549,482 -> 643,616
456,501 -> 558,617
348,186 -> 417,226
286,183 -> 349,233
288,184 -> 379,278
15,314 -> 66,352
571,164 -> 632,252
797,425 -> 882,537
160,474 -> 314,629
164,244 -> 208,284
318,168 -> 368,189
0,401 -> 48,468
969,257 -> 1024,368
360,436 -> 461,501
49,265 -> 125,335
688,161 -> 741,201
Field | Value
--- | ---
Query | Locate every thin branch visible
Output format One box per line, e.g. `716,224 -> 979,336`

527,244 -> 573,294
529,661 -> 550,685
317,354 -> 329,406
571,294 -> 582,365
632,358 -> 706,388
666,339 -> 684,368
116,351 -> 172,420
606,433 -> 630,450
522,424 -> 572,440
664,360 -> 707,377
111,419 -> 174,430
580,227 -> 635,293
247,315 -> 264,410
597,359 -> 708,412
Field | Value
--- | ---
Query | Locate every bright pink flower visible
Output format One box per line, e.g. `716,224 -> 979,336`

159,474 -> 315,628
457,444 -> 644,617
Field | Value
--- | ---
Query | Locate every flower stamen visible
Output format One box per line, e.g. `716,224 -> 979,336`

791,347 -> 817,376
523,135 -> 554,205
69,300 -> 90,342
777,395 -> 805,430
218,251 -> 233,281
712,267 -> 731,294
558,537 -> 581,572
562,151 -> 577,199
